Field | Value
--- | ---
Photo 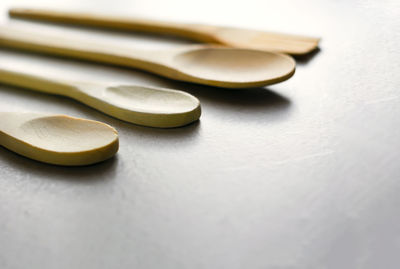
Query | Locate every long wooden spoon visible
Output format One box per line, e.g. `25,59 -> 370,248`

0,112 -> 119,165
0,26 -> 296,88
0,67 -> 201,128
8,8 -> 320,55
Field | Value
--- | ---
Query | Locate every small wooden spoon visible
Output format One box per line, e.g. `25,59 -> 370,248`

0,112 -> 119,166
8,8 -> 320,55
0,68 -> 201,128
0,26 -> 296,88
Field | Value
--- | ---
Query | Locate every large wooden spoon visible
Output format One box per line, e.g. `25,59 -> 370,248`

0,112 -> 119,165
8,8 -> 320,55
0,26 -> 296,88
0,67 -> 201,128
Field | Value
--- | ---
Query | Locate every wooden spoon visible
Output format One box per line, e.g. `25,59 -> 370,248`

8,8 -> 320,55
0,26 -> 296,88
0,112 -> 119,166
0,68 -> 201,128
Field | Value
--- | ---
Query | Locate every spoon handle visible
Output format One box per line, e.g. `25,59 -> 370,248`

9,8 -> 219,43
0,26 -> 169,74
0,67 -> 78,97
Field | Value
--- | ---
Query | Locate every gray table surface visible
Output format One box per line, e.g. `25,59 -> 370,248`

1,0 -> 399,268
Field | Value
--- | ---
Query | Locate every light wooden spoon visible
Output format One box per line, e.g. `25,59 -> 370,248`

0,68 -> 201,128
8,8 -> 320,55
0,112 -> 119,166
0,26 -> 296,88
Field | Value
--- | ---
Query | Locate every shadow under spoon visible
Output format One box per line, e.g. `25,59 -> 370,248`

0,67 -> 201,128
0,112 -> 119,166
0,26 -> 296,88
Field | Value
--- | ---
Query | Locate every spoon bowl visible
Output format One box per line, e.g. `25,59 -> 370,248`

0,112 -> 119,165
172,47 -> 295,87
104,85 -> 199,113
94,84 -> 201,127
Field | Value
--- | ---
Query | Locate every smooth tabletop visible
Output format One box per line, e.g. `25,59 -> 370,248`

1,0 -> 399,268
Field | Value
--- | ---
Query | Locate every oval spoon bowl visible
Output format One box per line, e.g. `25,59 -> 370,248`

0,112 -> 119,166
85,84 -> 201,128
172,47 -> 296,88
